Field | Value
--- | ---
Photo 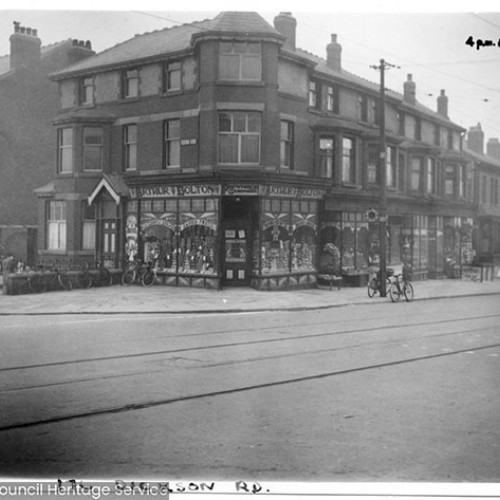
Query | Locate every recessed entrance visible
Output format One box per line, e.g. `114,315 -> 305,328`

221,197 -> 257,287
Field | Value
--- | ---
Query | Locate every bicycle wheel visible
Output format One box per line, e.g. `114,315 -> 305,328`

403,282 -> 414,302
389,282 -> 401,302
28,274 -> 42,293
141,270 -> 155,287
367,277 -> 377,298
76,272 -> 92,289
121,269 -> 135,286
58,272 -> 73,291
98,267 -> 112,287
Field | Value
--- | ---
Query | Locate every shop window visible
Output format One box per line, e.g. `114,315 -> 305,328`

164,119 -> 180,168
342,137 -> 355,184
80,77 -> 94,106
427,158 -> 437,195
280,121 -> 294,169
47,201 -> 66,251
164,61 -> 181,92
58,128 -> 73,173
83,127 -> 103,171
219,41 -> 261,81
319,137 -> 334,178
410,157 -> 423,192
122,69 -> 139,98
123,124 -> 137,171
218,111 -> 260,164
444,165 -> 456,196
82,202 -> 96,251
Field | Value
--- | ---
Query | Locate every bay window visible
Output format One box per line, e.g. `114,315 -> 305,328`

319,137 -> 334,178
218,111 -> 261,164
58,128 -> 73,173
342,137 -> 355,184
219,41 -> 261,81
47,201 -> 66,251
83,127 -> 103,171
411,157 -> 423,192
386,146 -> 396,188
444,165 -> 456,196
427,158 -> 437,194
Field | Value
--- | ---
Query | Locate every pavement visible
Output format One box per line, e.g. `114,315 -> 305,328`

1,277 -> 500,315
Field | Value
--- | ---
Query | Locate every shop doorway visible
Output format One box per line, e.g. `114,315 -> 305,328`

221,197 -> 256,286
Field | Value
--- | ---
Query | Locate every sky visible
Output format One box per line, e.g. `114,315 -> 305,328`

2,1 -> 500,146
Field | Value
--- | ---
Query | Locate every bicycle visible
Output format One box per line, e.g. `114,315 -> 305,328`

28,264 -> 72,293
121,259 -> 156,287
389,265 -> 414,303
367,267 -> 394,298
75,261 -> 112,289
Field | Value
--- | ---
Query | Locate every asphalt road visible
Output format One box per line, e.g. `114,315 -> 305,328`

0,294 -> 499,482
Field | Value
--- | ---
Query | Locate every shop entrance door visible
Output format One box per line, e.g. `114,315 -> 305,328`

100,220 -> 117,268
222,223 -> 251,286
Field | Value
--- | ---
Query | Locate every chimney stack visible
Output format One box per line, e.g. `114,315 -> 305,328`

403,74 -> 416,106
68,39 -> 94,65
274,12 -> 296,51
326,34 -> 342,71
467,123 -> 484,155
437,89 -> 448,118
10,21 -> 41,70
487,138 -> 500,161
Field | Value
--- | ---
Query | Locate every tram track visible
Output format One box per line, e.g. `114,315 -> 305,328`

2,311 -> 499,373
1,339 -> 500,433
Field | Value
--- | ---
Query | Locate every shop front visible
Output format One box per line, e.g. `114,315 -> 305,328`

124,181 -> 324,290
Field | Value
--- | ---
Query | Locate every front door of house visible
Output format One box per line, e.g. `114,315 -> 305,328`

101,219 -> 117,268
222,223 -> 251,286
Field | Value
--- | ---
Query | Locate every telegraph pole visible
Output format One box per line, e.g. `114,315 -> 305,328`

371,59 -> 399,297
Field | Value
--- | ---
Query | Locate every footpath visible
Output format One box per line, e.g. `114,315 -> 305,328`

1,278 -> 500,315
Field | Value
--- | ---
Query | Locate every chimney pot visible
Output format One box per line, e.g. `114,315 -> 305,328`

85,40 -> 92,49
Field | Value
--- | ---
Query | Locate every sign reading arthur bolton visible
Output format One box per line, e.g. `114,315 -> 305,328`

131,184 -> 221,198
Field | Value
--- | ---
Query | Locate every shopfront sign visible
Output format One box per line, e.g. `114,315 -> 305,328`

261,185 -> 324,199
131,184 -> 221,199
223,184 -> 260,196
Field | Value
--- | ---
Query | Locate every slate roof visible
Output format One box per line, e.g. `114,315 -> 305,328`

51,12 -> 282,78
463,147 -> 500,169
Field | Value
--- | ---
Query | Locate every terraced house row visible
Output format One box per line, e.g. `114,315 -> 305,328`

30,11 -> 500,289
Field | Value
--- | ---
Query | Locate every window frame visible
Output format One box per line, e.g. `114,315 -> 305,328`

386,146 -> 397,189
218,41 -> 262,82
163,119 -> 181,168
82,127 -> 103,172
123,124 -> 137,171
164,61 -> 182,92
318,137 -> 334,179
309,80 -> 319,109
80,76 -> 94,106
444,164 -> 457,197
341,136 -> 355,184
410,156 -> 423,192
57,127 -> 73,174
122,69 -> 139,99
427,157 -> 437,195
47,201 -> 67,251
280,120 -> 294,169
218,111 -> 261,165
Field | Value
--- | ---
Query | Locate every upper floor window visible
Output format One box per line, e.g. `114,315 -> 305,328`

359,95 -> 368,122
342,137 -> 355,184
319,137 -> 334,178
219,41 -> 261,81
280,121 -> 294,169
433,125 -> 440,146
444,165 -> 457,196
164,61 -> 181,92
123,124 -> 137,171
327,86 -> 337,112
218,111 -> 261,164
386,146 -> 396,188
415,118 -> 422,141
367,144 -> 378,185
427,158 -> 437,194
83,127 -> 103,171
58,128 -> 73,173
164,119 -> 180,168
80,77 -> 94,105
309,81 -> 318,108
47,201 -> 66,251
460,164 -> 467,198
123,69 -> 139,98
397,112 -> 405,136
481,175 -> 487,203
410,157 -> 423,191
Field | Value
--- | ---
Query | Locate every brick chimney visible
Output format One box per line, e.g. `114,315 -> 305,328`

326,34 -> 342,71
487,137 -> 500,160
467,123 -> 484,154
437,89 -> 448,118
274,12 -> 296,51
10,21 -> 41,70
403,74 -> 416,105
68,39 -> 94,65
